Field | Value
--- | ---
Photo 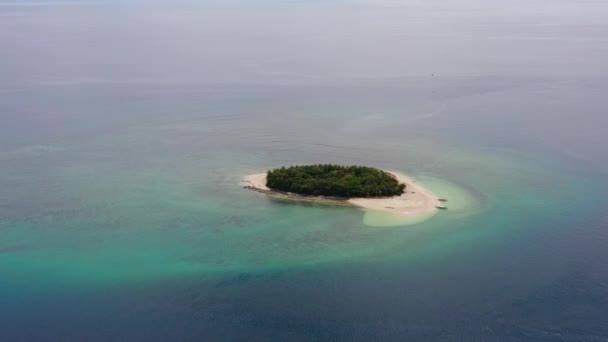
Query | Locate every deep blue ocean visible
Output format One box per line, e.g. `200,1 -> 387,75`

1,1 -> 608,340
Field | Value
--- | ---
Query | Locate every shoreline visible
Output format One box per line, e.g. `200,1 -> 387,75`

244,171 -> 442,216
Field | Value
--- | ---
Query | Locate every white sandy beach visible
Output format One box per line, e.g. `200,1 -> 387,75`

244,171 -> 441,216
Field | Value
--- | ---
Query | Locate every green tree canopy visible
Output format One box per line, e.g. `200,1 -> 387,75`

266,164 -> 405,198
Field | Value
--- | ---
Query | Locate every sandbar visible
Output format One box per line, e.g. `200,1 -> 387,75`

244,171 -> 442,216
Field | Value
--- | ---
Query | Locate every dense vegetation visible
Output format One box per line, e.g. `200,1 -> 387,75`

266,164 -> 405,198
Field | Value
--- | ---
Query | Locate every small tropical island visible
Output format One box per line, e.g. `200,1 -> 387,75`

267,165 -> 405,197
244,164 -> 445,216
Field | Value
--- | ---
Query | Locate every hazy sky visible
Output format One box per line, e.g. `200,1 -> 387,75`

1,0 -> 607,87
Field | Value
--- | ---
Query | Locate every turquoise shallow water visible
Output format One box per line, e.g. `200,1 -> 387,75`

2,1 -> 608,340
1,81 -> 606,340
2,84 -> 608,340
1,123 -> 584,288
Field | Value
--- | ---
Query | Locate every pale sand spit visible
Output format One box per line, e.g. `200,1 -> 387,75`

244,171 -> 441,216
